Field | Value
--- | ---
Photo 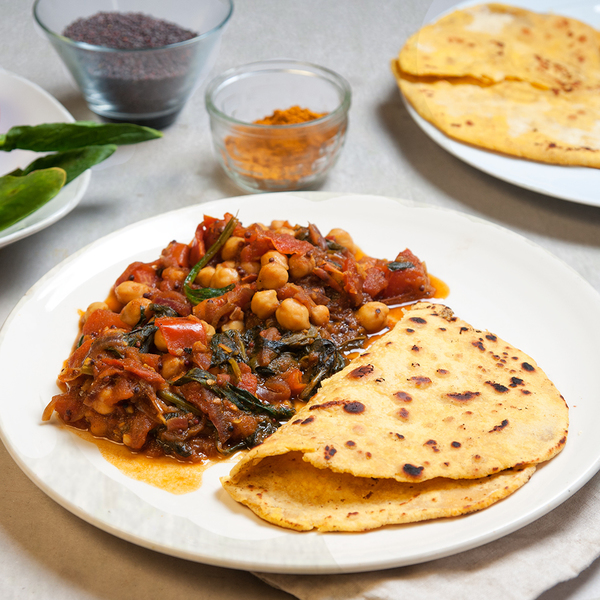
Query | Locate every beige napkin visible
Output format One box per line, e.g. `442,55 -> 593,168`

254,469 -> 600,600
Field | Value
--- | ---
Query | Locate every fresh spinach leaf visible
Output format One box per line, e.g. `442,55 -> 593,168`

0,168 -> 66,232
0,121 -> 161,152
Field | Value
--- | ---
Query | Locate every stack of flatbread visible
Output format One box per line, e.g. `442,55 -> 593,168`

222,303 -> 568,532
392,3 -> 600,168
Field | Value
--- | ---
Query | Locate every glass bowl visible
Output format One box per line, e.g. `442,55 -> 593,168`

205,60 -> 351,193
33,0 -> 233,128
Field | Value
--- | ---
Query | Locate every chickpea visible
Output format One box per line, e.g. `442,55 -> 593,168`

120,297 -> 152,327
115,280 -> 151,304
221,236 -> 245,261
270,219 -> 287,230
357,301 -> 389,333
195,266 -> 215,287
161,355 -> 185,380
210,265 -> 240,288
310,304 -> 330,326
161,267 -> 187,284
201,321 -> 216,340
240,260 -> 261,275
288,253 -> 316,280
278,227 -> 296,236
154,328 -> 168,352
251,289 -> 280,319
89,420 -> 108,437
222,320 -> 245,332
276,298 -> 310,331
92,388 -> 115,415
257,262 -> 288,290
81,301 -> 109,324
261,250 -> 289,270
327,228 -> 357,254
92,400 -> 114,416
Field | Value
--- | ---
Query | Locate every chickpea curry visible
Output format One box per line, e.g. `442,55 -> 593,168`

43,214 -> 435,462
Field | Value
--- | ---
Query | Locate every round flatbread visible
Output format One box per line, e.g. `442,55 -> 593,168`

222,303 -> 568,531
393,3 -> 600,167
398,3 -> 600,91
224,453 -> 536,532
395,73 -> 600,167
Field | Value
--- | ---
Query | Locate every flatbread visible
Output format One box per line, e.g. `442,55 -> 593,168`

222,303 -> 568,531
224,453 -> 536,532
392,3 -> 600,167
395,74 -> 600,168
398,3 -> 600,91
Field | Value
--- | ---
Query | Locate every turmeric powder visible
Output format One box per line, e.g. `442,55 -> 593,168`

222,105 -> 344,191
254,106 -> 325,125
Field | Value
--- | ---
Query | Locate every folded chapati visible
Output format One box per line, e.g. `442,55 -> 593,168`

221,303 -> 568,532
392,3 -> 600,168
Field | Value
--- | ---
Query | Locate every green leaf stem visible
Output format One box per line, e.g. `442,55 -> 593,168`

184,216 -> 239,304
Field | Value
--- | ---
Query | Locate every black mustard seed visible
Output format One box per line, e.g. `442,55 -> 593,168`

62,12 -> 200,128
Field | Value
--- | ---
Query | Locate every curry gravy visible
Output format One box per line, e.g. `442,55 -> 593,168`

71,428 -> 210,494
67,274 -> 449,493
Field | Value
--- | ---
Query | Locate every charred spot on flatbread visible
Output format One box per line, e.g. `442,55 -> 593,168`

394,391 -> 413,402
490,419 -> 509,432
348,364 -> 375,379
486,381 -> 510,393
344,401 -> 366,414
403,463 -> 425,477
447,391 -> 480,401
324,445 -> 337,460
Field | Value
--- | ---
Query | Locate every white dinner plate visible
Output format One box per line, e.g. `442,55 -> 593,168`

402,0 -> 600,207
0,70 -> 90,249
1,192 -> 599,574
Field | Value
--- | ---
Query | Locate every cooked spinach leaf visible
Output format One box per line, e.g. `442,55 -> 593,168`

185,283 -> 235,305
122,323 -> 158,352
388,260 -> 414,271
172,366 -> 295,420
210,329 -> 249,366
157,389 -> 203,416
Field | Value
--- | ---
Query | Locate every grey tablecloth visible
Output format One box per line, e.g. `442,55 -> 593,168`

1,1 -> 600,599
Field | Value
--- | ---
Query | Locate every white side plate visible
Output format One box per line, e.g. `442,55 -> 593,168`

0,70 -> 90,248
402,0 -> 600,207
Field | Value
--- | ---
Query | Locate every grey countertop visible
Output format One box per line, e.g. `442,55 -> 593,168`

1,1 -> 600,599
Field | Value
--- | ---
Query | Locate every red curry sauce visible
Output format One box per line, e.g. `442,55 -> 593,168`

43,214 -> 436,463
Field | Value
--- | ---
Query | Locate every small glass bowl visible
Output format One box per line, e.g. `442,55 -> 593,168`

205,60 -> 351,193
33,0 -> 233,128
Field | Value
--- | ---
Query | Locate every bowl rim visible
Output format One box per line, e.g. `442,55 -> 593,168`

204,59 -> 352,129
32,0 -> 234,53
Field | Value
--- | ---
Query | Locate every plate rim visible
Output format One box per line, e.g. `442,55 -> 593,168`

1,191 -> 599,574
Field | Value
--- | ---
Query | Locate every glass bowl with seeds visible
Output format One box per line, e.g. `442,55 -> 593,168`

34,0 -> 233,128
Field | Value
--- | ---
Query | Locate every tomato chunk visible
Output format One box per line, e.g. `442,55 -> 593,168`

82,309 -> 130,336
155,316 -> 207,354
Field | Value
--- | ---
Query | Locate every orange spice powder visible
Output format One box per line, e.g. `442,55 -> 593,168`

223,105 -> 340,188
